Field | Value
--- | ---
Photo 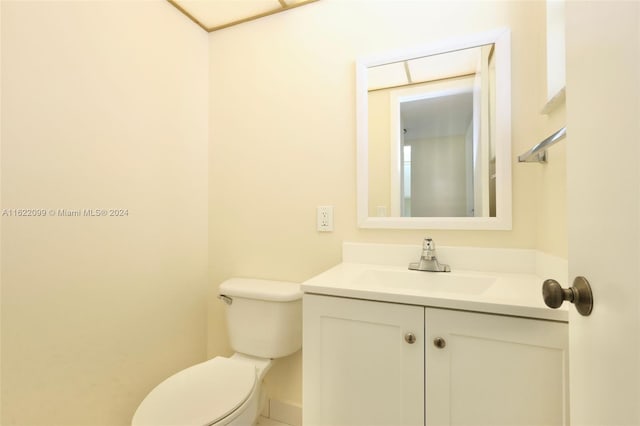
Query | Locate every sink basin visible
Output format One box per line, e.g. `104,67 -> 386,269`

355,269 -> 496,295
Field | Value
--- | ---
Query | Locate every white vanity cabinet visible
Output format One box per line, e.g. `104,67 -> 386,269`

303,294 -> 425,426
425,308 -> 569,426
303,294 -> 569,426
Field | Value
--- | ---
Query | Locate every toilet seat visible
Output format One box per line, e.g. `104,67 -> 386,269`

132,357 -> 257,426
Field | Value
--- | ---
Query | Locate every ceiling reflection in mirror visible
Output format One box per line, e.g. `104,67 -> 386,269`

356,29 -> 511,230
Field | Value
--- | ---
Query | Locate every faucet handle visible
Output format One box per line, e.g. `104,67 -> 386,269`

423,238 -> 435,250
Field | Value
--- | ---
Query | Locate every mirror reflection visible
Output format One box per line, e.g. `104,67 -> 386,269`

357,29 -> 511,230
367,44 -> 497,218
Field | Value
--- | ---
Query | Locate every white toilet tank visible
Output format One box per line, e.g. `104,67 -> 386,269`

219,278 -> 302,359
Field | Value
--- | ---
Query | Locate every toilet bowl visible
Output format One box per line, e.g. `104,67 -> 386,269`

132,278 -> 302,426
132,354 -> 269,426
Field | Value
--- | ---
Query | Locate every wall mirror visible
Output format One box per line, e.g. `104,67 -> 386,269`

356,29 -> 512,230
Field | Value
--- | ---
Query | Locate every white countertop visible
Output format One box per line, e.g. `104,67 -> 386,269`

302,262 -> 569,322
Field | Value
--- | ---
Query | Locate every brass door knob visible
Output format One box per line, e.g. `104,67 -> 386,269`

542,276 -> 593,316
433,337 -> 446,349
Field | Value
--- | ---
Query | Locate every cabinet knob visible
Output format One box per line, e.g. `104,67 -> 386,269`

542,276 -> 593,316
433,337 -> 446,349
404,332 -> 416,344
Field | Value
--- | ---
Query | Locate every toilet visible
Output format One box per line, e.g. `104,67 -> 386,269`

132,278 -> 302,426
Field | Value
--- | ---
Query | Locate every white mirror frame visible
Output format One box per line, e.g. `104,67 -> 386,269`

356,28 -> 512,230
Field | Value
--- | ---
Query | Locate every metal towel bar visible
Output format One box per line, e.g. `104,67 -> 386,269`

518,127 -> 566,163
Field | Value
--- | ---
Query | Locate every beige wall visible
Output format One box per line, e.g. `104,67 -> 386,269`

209,0 -> 567,406
536,105 -> 567,258
367,88 -> 392,216
1,2 -> 209,425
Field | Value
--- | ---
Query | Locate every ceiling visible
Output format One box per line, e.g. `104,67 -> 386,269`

168,0 -> 318,32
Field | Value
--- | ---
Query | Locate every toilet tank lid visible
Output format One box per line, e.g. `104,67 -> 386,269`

219,278 -> 302,302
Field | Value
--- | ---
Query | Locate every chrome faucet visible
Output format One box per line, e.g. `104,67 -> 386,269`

409,238 -> 451,272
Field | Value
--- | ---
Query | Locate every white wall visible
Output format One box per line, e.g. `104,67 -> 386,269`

208,0 -> 565,406
410,135 -> 468,217
1,2 -> 209,425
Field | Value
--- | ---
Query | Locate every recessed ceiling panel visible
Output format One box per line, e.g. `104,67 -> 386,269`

174,0 -> 282,29
408,46 -> 483,84
368,62 -> 408,91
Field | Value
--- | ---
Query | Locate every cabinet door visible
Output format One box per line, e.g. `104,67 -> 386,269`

425,308 -> 569,426
303,294 -> 424,426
